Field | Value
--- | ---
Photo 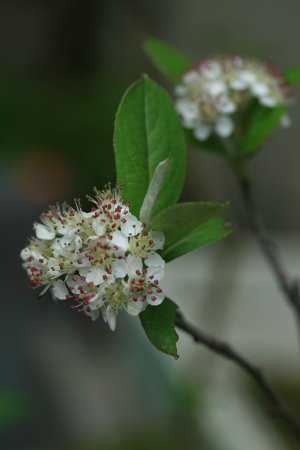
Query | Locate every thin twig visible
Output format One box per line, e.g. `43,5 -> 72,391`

237,167 -> 300,331
175,310 -> 300,441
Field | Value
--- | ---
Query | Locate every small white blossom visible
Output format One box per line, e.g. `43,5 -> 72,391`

175,55 -> 291,141
20,187 -> 166,331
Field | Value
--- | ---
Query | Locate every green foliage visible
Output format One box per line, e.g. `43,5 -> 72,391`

162,216 -> 233,262
139,159 -> 171,223
149,202 -> 231,262
0,72 -> 123,189
237,103 -> 286,156
144,38 -> 191,84
114,75 -> 186,218
284,65 -> 300,86
144,38 -> 294,159
140,297 -> 179,358
0,390 -> 32,423
185,100 -> 286,159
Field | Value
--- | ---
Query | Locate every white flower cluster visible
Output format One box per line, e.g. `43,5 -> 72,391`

20,187 -> 166,331
175,55 -> 291,141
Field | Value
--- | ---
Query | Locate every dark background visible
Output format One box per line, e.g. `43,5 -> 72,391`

1,1 -> 300,449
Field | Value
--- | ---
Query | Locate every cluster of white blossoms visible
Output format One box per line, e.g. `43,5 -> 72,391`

175,54 -> 291,141
20,187 -> 166,331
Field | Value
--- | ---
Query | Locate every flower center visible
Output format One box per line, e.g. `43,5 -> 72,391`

129,232 -> 154,257
103,281 -> 127,310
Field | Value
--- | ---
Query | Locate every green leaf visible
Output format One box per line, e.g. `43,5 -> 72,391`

162,216 -> 233,261
238,103 -> 286,156
114,75 -> 186,218
284,65 -> 300,86
144,38 -> 191,84
149,202 -> 231,262
139,159 -> 171,223
140,297 -> 179,358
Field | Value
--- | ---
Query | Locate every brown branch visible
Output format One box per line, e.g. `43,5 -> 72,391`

175,310 -> 300,441
237,169 -> 300,330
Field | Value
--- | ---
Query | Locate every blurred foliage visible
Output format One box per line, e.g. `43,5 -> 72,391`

0,70 -> 131,195
0,389 -> 33,424
145,38 -> 291,160
78,432 -> 216,450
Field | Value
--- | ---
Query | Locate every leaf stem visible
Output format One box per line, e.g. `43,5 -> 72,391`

175,310 -> 300,441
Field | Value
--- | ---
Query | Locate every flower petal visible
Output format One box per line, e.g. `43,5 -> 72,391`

126,300 -> 145,316
215,116 -> 234,137
147,266 -> 165,282
80,267 -> 106,285
51,280 -> 69,300
145,253 -> 165,269
82,211 -> 95,218
206,80 -> 226,97
127,255 -> 143,277
174,85 -> 188,96
86,309 -> 100,321
259,96 -> 277,107
111,259 -> 127,278
121,213 -> 142,237
182,71 -> 200,84
146,290 -> 165,306
105,307 -> 117,331
230,77 -> 248,91
34,223 -> 55,240
89,293 -> 104,310
194,123 -> 211,141
92,219 -> 105,236
73,256 -> 92,268
175,99 -> 199,128
65,275 -> 82,293
151,231 -> 165,250
252,82 -> 269,97
217,95 -> 237,114
239,71 -> 257,85
111,230 -> 129,251
199,61 -> 221,79
20,247 -> 31,261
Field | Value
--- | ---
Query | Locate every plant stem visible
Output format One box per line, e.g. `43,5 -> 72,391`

175,310 -> 300,441
235,161 -> 300,334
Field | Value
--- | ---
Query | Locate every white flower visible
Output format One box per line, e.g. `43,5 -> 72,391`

194,123 -> 212,141
175,54 -> 291,142
51,280 -> 69,300
215,116 -> 234,138
127,254 -> 165,306
175,99 -> 199,128
20,186 -> 166,331
111,230 -> 129,251
199,60 -> 222,79
78,267 -> 107,285
205,80 -> 226,97
34,223 -> 55,240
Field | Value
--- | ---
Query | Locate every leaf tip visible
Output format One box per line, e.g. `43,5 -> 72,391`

141,72 -> 149,81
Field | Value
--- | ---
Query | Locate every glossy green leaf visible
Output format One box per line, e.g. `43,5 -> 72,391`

144,38 -> 191,84
114,75 -> 186,218
140,297 -> 179,358
238,103 -> 286,156
162,216 -> 233,261
149,202 -> 230,262
284,65 -> 300,86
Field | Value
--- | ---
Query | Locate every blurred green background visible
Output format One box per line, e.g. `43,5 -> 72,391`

1,1 -> 300,449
